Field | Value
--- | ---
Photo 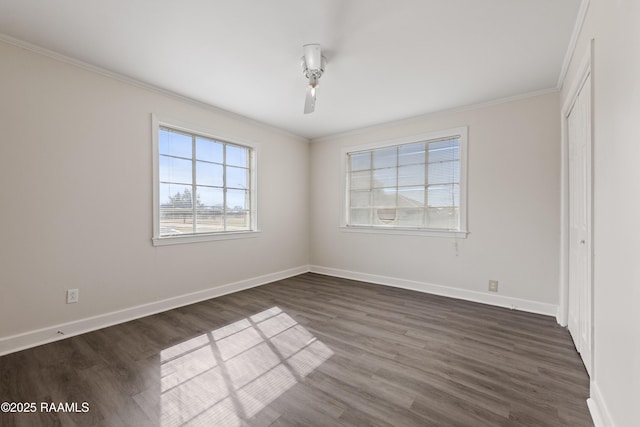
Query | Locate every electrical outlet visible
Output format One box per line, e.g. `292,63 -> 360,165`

66,288 -> 79,304
488,280 -> 499,292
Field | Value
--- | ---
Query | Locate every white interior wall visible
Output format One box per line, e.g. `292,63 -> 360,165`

561,1 -> 640,425
0,40 -> 310,346
309,93 -> 561,311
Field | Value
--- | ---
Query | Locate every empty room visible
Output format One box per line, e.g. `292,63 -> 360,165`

0,0 -> 637,426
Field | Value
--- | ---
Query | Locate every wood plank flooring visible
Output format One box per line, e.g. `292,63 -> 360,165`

0,273 -> 593,426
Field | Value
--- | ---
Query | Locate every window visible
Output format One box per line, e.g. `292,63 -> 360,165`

343,127 -> 467,236
152,116 -> 258,245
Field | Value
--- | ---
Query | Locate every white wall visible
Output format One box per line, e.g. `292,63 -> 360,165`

561,1 -> 640,425
0,40 -> 310,345
309,93 -> 561,312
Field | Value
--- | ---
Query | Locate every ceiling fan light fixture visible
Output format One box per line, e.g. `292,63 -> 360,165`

303,43 -> 322,70
301,44 -> 326,114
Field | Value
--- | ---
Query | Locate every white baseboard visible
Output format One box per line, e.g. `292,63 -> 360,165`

1,265 -> 560,356
556,305 -> 570,326
0,265 -> 309,356
309,265 -> 558,317
587,380 -> 615,427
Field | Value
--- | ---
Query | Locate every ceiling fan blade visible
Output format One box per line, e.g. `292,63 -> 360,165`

303,44 -> 322,70
304,85 -> 316,114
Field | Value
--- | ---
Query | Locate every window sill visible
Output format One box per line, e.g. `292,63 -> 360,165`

152,230 -> 260,246
340,225 -> 468,238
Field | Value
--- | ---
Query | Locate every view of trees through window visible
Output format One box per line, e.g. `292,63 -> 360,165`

158,127 -> 252,236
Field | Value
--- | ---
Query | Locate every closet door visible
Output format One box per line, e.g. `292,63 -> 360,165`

567,73 -> 593,376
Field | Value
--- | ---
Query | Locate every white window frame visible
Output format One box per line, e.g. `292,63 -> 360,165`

340,126 -> 468,238
151,114 -> 259,246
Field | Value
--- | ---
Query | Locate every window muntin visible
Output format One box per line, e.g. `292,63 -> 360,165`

345,130 -> 466,233
154,124 -> 256,243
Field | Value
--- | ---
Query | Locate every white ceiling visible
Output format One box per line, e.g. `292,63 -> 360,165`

0,0 -> 581,139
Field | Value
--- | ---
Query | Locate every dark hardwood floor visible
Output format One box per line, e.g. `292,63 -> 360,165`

0,273 -> 593,426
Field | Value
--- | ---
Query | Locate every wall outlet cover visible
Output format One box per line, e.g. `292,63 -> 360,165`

66,289 -> 79,304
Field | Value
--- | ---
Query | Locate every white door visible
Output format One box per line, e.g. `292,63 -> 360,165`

567,73 -> 593,376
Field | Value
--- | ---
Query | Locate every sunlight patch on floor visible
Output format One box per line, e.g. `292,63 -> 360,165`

158,306 -> 333,426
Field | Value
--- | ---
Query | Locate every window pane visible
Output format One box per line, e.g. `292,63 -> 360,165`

159,184 -> 194,209
226,145 -> 248,167
197,186 -> 224,210
160,155 -> 192,184
398,164 -> 425,187
196,137 -> 223,163
159,183 -> 194,235
226,189 -> 250,231
350,170 -> 371,190
427,184 -> 459,207
196,161 -> 223,187
428,139 -> 459,163
398,143 -> 425,165
225,211 -> 250,231
397,187 -> 425,207
427,207 -> 459,229
226,166 -> 249,189
227,189 -> 249,211
373,167 -> 396,188
396,208 -> 425,227
195,217 -> 224,233
159,128 -> 192,158
350,152 -> 371,171
373,188 -> 396,207
428,160 -> 459,184
373,147 -> 397,169
350,208 -> 371,225
196,186 -> 224,233
374,208 -> 397,224
350,190 -> 371,208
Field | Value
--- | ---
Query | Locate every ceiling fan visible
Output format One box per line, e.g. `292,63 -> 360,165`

301,44 -> 327,114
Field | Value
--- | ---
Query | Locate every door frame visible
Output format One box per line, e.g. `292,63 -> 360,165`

559,40 -> 594,374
